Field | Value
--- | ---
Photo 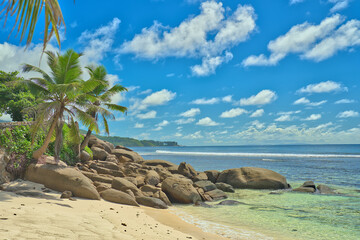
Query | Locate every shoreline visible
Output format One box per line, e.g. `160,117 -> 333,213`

0,180 -> 229,240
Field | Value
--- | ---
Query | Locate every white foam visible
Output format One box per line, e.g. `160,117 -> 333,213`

154,150 -> 360,158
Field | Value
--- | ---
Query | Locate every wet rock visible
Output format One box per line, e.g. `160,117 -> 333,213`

193,181 -> 217,192
293,187 -> 316,193
217,200 -> 244,206
215,182 -> 235,193
206,189 -> 227,201
301,181 -> 316,190
194,201 -> 213,208
317,184 -> 336,194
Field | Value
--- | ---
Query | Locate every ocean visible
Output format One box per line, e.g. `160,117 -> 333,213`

132,144 -> 360,240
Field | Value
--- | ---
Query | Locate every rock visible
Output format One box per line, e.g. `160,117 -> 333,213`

193,172 -> 208,182
80,171 -> 113,184
197,187 -> 212,202
25,163 -> 100,200
317,184 -> 335,194
193,181 -> 217,192
145,170 -> 160,186
111,149 -> 144,163
194,201 -> 213,208
135,175 -> 146,188
124,177 -> 137,186
204,170 -> 220,183
161,177 -> 201,204
153,190 -> 172,206
206,189 -> 227,201
91,147 -> 109,161
293,187 -> 316,193
88,137 -> 114,154
93,161 -> 120,171
115,145 -> 134,152
301,181 -> 316,190
143,160 -> 178,169
89,163 -> 124,178
215,183 -> 235,193
135,196 -> 168,209
80,150 -> 91,162
96,184 -> 110,193
100,189 -> 139,206
140,185 -> 159,197
125,189 -> 136,200
105,155 -> 119,164
178,162 -> 197,179
60,190 -> 73,199
217,200 -> 244,206
112,177 -> 143,197
217,167 -> 289,190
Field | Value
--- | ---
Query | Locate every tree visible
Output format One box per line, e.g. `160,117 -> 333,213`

22,49 -> 99,162
80,65 -> 127,151
0,0 -> 66,50
0,71 -> 38,121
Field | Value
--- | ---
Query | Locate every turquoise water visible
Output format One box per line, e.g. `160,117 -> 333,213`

134,145 -> 360,240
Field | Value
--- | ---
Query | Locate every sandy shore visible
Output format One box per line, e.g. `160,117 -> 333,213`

0,180 -> 228,240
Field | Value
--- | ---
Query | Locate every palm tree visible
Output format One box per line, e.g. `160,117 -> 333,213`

22,49 -> 99,162
80,65 -> 127,151
1,0 -> 65,50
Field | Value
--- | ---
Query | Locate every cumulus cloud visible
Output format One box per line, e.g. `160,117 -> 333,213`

191,97 -> 219,105
335,99 -> 355,104
304,114 -> 322,121
250,120 -> 265,129
275,115 -> 293,122
120,1 -> 256,75
297,81 -> 347,94
137,110 -> 157,119
157,120 -> 169,127
142,89 -> 176,106
134,123 -> 144,128
293,97 -> 327,107
250,109 -> 264,117
239,90 -> 277,106
175,118 -> 196,125
196,117 -> 220,126
242,14 -> 360,66
183,131 -> 203,139
220,108 -> 248,118
179,108 -> 201,117
329,0 -> 350,13
222,95 -> 233,103
337,110 -> 359,118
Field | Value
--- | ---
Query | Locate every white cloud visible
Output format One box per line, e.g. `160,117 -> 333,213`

120,1 -> 256,75
191,97 -> 219,105
250,109 -> 264,118
290,0 -> 305,4
174,132 -> 183,137
142,89 -> 176,106
293,97 -> 327,107
138,89 -> 152,95
275,115 -> 293,122
239,90 -> 277,106
137,110 -> 157,119
335,99 -> 355,104
179,108 -> 201,117
329,0 -> 350,13
0,114 -> 12,121
183,131 -> 203,139
242,14 -> 360,66
196,117 -> 220,126
220,108 -> 248,118
134,123 -> 144,128
191,51 -> 233,76
250,120 -> 265,129
175,118 -> 196,125
157,120 -> 169,127
337,110 -> 359,118
166,73 -> 175,77
298,81 -> 347,94
222,95 -> 233,103
304,114 -> 322,121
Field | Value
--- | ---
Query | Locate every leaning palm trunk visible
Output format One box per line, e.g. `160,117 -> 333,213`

54,119 -> 64,162
80,129 -> 92,151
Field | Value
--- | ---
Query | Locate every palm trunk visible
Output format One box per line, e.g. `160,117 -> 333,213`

54,119 -> 64,162
80,129 -> 92,151
32,113 -> 60,161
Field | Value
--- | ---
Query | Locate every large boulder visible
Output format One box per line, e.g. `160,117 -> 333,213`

204,170 -> 220,183
193,172 -> 208,182
80,171 -> 113,184
135,196 -> 168,209
217,167 -> 289,190
161,177 -> 201,204
178,162 -> 197,179
80,150 -> 91,162
100,189 -> 139,206
88,137 -> 114,154
111,149 -> 144,162
193,181 -> 217,192
25,163 -> 100,200
206,189 -> 227,201
111,177 -> 143,197
145,170 -> 160,186
91,146 -> 109,161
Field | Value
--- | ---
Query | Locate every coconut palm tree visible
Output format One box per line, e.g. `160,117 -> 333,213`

80,65 -> 127,151
23,49 -> 99,162
1,0 -> 65,50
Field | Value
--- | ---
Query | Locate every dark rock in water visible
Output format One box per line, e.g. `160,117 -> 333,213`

217,167 -> 289,190
269,191 -> 283,195
206,189 -> 227,201
217,200 -> 244,206
194,201 -> 213,208
193,181 -> 217,192
204,170 -> 220,184
215,183 -> 235,193
293,187 -> 316,193
135,196 -> 168,209
317,184 -> 336,194
60,190 -> 73,199
301,181 -> 316,190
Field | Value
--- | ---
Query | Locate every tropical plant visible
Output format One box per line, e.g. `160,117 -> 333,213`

80,65 -> 127,150
22,49 -> 99,162
0,0 -> 66,50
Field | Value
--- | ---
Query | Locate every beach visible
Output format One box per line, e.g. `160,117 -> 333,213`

0,181 -> 228,240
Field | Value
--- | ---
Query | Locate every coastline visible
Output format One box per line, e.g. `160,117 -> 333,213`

0,181 -> 229,240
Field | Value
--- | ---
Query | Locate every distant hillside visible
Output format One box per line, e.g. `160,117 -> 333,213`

81,131 -> 179,147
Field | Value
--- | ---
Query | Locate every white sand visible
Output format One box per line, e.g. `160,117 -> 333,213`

0,181 -> 228,240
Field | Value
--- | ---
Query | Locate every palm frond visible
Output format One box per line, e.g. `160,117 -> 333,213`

71,106 -> 99,133
104,103 -> 127,113
102,115 -> 110,136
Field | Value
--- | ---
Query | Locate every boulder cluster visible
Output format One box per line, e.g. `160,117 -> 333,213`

292,181 -> 335,194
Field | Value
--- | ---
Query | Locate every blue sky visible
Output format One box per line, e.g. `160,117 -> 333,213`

0,0 -> 359,145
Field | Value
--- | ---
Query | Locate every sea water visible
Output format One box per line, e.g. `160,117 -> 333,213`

133,145 -> 360,240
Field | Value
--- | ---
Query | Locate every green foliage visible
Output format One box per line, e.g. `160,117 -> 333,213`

84,146 -> 93,159
0,71 -> 38,121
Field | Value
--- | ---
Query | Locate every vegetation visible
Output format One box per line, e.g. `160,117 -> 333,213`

0,71 -> 39,121
0,0 -> 65,50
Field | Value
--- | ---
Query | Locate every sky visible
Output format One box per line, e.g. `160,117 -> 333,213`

0,0 -> 359,145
